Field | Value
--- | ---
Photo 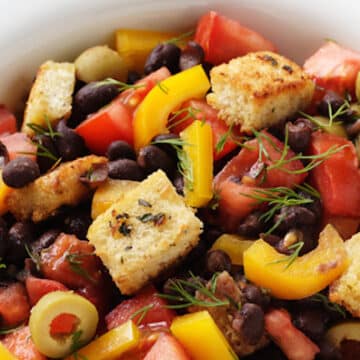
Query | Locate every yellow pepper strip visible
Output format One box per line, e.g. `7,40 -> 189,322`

243,224 -> 348,300
0,172 -> 12,215
115,29 -> 179,73
170,310 -> 238,360
0,343 -> 17,360
180,120 -> 213,207
133,64 -> 210,150
66,320 -> 140,360
211,234 -> 254,265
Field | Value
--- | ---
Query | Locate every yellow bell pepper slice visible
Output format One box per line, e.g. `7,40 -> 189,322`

211,234 -> 254,265
0,343 -> 17,360
66,320 -> 140,360
170,310 -> 238,360
243,224 -> 348,300
115,29 -> 178,73
180,120 -> 213,207
133,64 -> 210,150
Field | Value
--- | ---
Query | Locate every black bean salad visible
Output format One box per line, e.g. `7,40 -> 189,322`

1,9 -> 360,360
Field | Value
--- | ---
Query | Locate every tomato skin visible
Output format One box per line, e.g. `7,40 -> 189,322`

322,213 -> 360,240
309,131 -> 360,217
169,99 -> 238,160
304,41 -> 360,96
0,283 -> 30,328
0,105 -> 17,136
40,233 -> 103,289
0,132 -> 36,161
1,326 -> 47,360
214,132 -> 307,231
25,276 -> 68,306
76,67 -> 171,155
144,333 -> 191,360
105,285 -> 175,330
194,11 -> 276,65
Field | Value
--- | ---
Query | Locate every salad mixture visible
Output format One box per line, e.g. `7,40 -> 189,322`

1,9 -> 360,360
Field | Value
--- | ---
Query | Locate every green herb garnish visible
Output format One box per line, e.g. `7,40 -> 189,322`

0,257 -> 6,270
268,241 -> 304,270
95,78 -> 145,92
70,330 -> 88,360
27,115 -> 62,139
310,293 -> 347,318
24,243 -> 41,272
0,324 -> 23,335
130,304 -> 154,325
65,252 -> 96,284
156,81 -> 169,94
167,106 -> 202,130
215,124 -> 250,153
165,30 -> 194,45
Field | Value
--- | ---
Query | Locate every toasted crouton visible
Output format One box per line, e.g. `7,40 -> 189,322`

207,51 -> 315,132
6,155 -> 107,222
87,170 -> 202,295
330,233 -> 360,317
22,61 -> 75,136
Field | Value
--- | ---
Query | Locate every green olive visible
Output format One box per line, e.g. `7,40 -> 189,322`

29,291 -> 99,358
326,321 -> 360,348
312,116 -> 347,138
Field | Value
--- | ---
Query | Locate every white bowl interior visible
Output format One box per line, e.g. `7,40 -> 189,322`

1,0 -> 360,113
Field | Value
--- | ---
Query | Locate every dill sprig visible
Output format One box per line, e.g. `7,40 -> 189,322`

327,100 -> 350,127
167,106 -> 202,130
268,241 -> 304,270
65,252 -> 97,284
158,272 -> 229,309
130,304 -> 154,325
310,293 -> 347,318
215,124 -> 250,153
95,78 -> 145,92
165,30 -> 194,45
151,137 -> 194,191
27,115 -> 62,139
0,324 -> 23,335
24,243 -> 41,272
156,81 -> 169,94
70,330 -> 88,360
0,258 -> 5,269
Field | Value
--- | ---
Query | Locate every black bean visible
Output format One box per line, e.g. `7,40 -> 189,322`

0,218 -> 8,259
106,140 -> 136,161
179,41 -> 205,71
55,120 -> 87,161
2,157 -> 40,188
64,210 -> 92,240
152,133 -> 180,159
243,284 -> 270,309
260,233 -> 281,246
33,134 -> 59,173
205,249 -> 231,274
144,43 -> 181,74
31,229 -> 60,254
201,61 -> 213,79
287,119 -> 313,153
172,171 -> 184,195
137,145 -> 175,176
74,82 -> 119,118
7,222 -> 35,264
126,71 -> 141,85
318,91 -> 346,117
233,303 -> 265,345
238,211 -> 265,238
108,159 -> 144,181
201,226 -> 223,245
346,118 -> 360,137
293,308 -> 328,341
0,141 -> 9,168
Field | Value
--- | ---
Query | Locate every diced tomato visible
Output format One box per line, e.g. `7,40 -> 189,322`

194,11 -> 276,65
265,308 -> 320,360
214,131 -> 307,231
105,285 -> 175,330
0,283 -> 30,328
169,99 -> 238,160
144,333 -> 190,360
309,131 -> 360,217
50,313 -> 78,336
1,326 -> 47,360
0,132 -> 36,161
76,67 -> 171,155
322,213 -> 360,240
0,106 -> 17,136
40,233 -> 104,289
25,276 -> 68,306
304,41 -> 360,96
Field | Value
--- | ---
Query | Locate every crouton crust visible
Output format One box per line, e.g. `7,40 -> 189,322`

6,155 -> 107,222
207,51 -> 315,132
22,61 -> 75,136
330,232 -> 360,317
87,170 -> 202,295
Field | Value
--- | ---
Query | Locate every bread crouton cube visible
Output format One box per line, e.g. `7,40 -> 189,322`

207,51 -> 315,132
330,232 -> 360,317
87,170 -> 203,295
22,61 -> 75,136
6,155 -> 107,222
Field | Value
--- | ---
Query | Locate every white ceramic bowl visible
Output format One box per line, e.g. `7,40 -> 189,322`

1,0 -> 360,112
